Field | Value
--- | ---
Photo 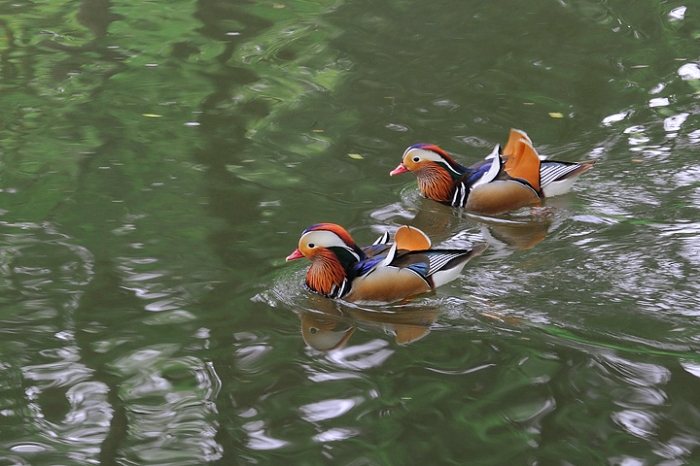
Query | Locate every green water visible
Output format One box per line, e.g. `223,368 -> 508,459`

1,0 -> 700,464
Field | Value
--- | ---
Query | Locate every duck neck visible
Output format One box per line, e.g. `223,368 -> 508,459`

306,249 -> 354,298
416,164 -> 458,202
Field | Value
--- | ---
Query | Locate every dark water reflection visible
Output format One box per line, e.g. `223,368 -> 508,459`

2,0 -> 700,464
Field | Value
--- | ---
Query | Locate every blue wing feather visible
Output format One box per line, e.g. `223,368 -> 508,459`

407,262 -> 429,277
465,162 -> 492,186
353,256 -> 383,277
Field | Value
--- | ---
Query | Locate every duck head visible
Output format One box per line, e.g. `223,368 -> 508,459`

390,144 -> 467,202
286,223 -> 365,298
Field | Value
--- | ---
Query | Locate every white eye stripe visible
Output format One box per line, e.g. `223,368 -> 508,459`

406,148 -> 443,163
300,230 -> 346,248
300,230 -> 360,261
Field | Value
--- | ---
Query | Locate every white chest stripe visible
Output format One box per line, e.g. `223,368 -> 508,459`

451,183 -> 467,207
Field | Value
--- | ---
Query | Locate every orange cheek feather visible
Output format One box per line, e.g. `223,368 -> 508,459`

414,163 -> 454,202
305,250 -> 347,296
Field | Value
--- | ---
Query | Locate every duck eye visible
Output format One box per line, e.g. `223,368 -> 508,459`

308,243 -> 315,248
412,156 -> 420,163
309,327 -> 318,334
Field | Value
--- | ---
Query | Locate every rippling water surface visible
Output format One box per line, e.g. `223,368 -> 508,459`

1,0 -> 700,464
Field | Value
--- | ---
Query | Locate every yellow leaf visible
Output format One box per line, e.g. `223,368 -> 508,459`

143,114 -> 162,118
348,153 -> 364,160
549,112 -> 564,118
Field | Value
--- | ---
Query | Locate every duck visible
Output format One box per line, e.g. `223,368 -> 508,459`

286,223 -> 487,304
390,129 -> 596,215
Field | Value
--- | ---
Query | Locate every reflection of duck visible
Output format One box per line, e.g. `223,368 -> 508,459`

390,129 -> 595,216
398,196 -> 553,251
298,305 -> 439,351
476,215 -> 551,250
286,224 -> 487,304
299,309 -> 355,352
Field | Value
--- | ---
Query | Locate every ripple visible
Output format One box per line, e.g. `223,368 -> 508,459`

112,352 -> 223,463
303,364 -> 365,383
9,442 -> 53,453
680,360 -> 700,379
678,63 -> 700,81
664,113 -> 689,132
22,353 -> 93,389
312,427 -> 359,443
243,421 -> 290,450
612,409 -> 657,438
325,340 -> 394,370
669,6 -> 686,21
300,397 -> 363,422
426,363 -> 495,376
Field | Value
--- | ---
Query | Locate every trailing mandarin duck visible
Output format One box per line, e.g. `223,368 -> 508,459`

390,129 -> 596,215
286,223 -> 486,304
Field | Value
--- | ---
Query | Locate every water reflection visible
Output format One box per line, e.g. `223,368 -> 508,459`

298,305 -> 438,351
0,221 -> 106,464
110,349 -> 223,462
0,216 -> 229,465
7,0 -> 700,463
371,192 -> 564,254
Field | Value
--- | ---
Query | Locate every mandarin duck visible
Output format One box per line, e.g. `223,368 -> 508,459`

390,129 -> 596,215
286,223 -> 486,304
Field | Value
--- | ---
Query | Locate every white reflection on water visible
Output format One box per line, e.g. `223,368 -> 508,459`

300,397 -> 363,423
669,6 -> 686,21
243,420 -> 290,450
664,113 -> 689,133
304,365 -> 364,383
612,409 -> 657,438
326,339 -> 394,370
680,361 -> 700,379
607,456 -> 645,466
678,62 -> 700,80
602,355 -> 671,387
112,349 -> 224,463
0,222 -> 115,464
312,427 -> 359,443
654,434 -> 700,461
23,347 -> 94,387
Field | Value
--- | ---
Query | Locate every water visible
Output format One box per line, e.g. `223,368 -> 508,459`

1,0 -> 700,464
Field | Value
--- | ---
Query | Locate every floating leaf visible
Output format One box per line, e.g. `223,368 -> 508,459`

549,112 -> 564,118
348,153 -> 364,160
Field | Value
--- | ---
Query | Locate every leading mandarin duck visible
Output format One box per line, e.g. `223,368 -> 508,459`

286,223 -> 486,304
390,129 -> 595,215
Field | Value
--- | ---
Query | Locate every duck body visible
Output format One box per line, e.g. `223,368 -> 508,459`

286,223 -> 486,304
390,129 -> 595,215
